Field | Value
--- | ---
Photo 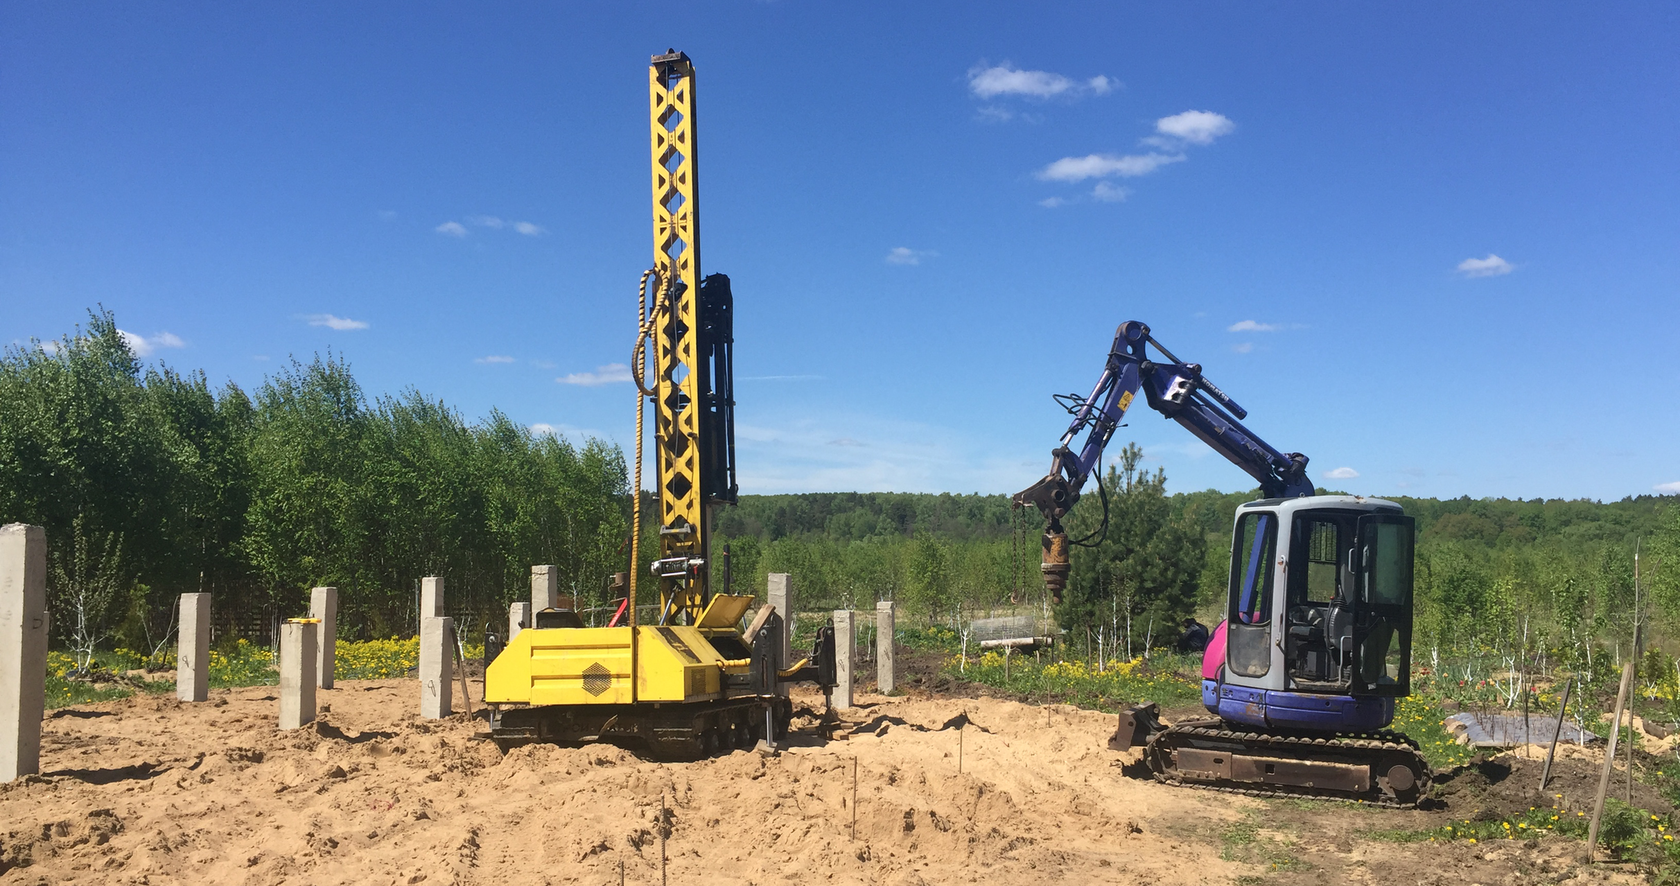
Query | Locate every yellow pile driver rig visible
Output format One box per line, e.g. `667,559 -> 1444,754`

484,50 -> 837,759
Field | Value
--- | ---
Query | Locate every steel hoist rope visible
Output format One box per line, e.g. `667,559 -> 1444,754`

628,268 -> 663,627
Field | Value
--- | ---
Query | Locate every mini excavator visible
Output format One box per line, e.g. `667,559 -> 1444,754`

484,50 -> 837,759
1013,321 -> 1431,804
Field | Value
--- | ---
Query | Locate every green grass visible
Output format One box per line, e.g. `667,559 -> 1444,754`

1390,694 -> 1477,770
1220,808 -> 1308,874
944,650 -> 1203,710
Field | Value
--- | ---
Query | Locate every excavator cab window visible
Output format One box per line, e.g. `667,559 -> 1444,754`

1351,514 -> 1415,696
1284,514 -> 1350,686
1226,511 -> 1276,678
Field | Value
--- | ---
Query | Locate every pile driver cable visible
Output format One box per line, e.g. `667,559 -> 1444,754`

628,269 -> 662,649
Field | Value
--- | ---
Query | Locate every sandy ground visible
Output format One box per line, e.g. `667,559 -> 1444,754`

0,679 -> 1657,886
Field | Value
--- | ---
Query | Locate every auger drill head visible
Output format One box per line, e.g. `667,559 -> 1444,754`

1041,526 -> 1070,604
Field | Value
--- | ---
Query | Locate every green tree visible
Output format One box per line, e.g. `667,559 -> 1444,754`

1057,443 -> 1205,652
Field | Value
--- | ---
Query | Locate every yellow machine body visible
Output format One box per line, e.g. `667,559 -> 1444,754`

485,594 -> 754,706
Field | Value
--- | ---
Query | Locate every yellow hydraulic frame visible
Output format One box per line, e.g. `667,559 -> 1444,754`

640,49 -> 710,626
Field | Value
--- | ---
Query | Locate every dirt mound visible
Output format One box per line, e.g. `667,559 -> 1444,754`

0,678 -> 1659,884
1432,750 -> 1674,820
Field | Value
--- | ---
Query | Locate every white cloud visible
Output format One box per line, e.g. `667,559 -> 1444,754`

435,221 -> 468,237
557,363 -> 633,386
38,340 -> 61,356
468,215 -> 504,229
969,64 -> 1074,99
529,423 -> 558,436
886,247 -> 937,266
1037,152 -> 1184,182
475,355 -> 515,364
1038,196 -> 1068,208
1091,182 -> 1128,202
118,329 -> 186,357
1231,342 -> 1254,354
1153,110 -> 1236,145
1656,480 -> 1680,494
733,413 -> 1028,495
304,314 -> 370,331
1227,320 -> 1280,333
1456,254 -> 1513,278
512,221 -> 545,236
1323,466 -> 1360,480
967,63 -> 1115,102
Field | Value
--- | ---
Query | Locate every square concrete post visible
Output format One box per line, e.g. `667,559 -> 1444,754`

310,587 -> 337,689
1,524 -> 48,782
767,573 -> 793,697
420,576 -> 444,620
279,621 -> 317,730
176,593 -> 211,702
876,601 -> 896,694
531,565 -> 557,613
509,602 -> 531,643
420,616 -> 453,718
832,610 -> 855,710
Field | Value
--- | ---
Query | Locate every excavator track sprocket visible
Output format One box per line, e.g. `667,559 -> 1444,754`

1142,719 -> 1431,807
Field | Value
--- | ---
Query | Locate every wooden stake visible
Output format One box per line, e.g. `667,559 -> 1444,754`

1627,699 -> 1636,806
1588,661 -> 1635,861
659,793 -> 668,886
450,623 -> 474,719
958,721 -> 964,774
851,757 -> 858,841
1540,678 -> 1573,791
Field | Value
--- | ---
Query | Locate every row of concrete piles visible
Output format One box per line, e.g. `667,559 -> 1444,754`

3,522 -> 897,782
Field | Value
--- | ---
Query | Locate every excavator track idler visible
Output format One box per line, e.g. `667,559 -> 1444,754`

1140,719 -> 1432,807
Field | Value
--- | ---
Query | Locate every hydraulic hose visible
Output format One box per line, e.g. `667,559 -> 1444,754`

628,268 -> 661,702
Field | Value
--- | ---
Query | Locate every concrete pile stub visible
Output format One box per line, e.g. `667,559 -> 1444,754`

531,565 -> 557,613
1,524 -> 48,782
420,576 -> 444,620
310,586 -> 337,689
767,573 -> 793,697
833,610 -> 854,710
876,601 -> 896,694
176,593 -> 211,702
279,620 -> 318,730
509,602 -> 532,643
420,616 -> 452,719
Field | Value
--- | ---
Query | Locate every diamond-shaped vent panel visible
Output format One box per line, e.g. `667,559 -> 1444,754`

581,663 -> 612,696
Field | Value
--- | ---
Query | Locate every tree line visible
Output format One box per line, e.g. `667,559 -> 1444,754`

717,452 -> 1680,669
0,309 -> 629,656
5,309 -> 1677,673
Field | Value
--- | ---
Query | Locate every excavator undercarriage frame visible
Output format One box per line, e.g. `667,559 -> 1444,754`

1109,704 -> 1431,806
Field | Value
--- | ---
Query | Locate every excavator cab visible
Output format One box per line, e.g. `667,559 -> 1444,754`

1211,496 -> 1414,733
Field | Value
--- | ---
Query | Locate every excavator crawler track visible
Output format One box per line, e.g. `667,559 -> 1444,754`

1142,719 -> 1431,807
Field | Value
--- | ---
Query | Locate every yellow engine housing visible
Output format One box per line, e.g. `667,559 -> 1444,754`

485,594 -> 756,707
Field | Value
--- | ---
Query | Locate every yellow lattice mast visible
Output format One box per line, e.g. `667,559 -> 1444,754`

643,49 -> 708,625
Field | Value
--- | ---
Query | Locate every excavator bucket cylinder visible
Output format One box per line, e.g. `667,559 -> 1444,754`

1041,529 -> 1070,603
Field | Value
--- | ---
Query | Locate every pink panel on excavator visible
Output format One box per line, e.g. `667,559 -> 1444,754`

1201,619 -> 1228,680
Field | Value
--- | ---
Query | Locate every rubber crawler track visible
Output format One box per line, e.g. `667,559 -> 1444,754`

1143,719 -> 1433,807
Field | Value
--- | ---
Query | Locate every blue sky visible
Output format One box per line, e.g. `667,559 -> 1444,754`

3,3 -> 1676,501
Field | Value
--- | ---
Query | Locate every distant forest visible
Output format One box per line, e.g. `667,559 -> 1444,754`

718,465 -> 1678,665
3,309 -> 1677,676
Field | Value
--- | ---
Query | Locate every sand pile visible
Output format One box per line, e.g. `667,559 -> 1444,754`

0,681 -> 1657,885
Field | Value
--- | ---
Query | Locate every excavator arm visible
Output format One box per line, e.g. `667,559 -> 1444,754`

1012,320 -> 1313,599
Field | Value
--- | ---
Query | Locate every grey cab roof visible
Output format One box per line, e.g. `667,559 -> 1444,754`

1236,494 -> 1404,515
